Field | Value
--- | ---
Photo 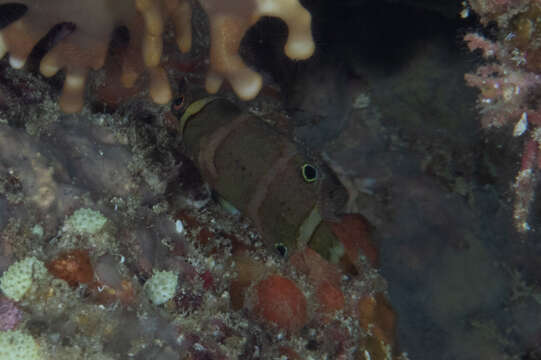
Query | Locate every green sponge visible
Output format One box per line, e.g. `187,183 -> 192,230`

0,257 -> 48,302
0,330 -> 42,360
63,208 -> 107,235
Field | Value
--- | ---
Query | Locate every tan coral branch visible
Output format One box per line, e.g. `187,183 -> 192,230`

199,0 -> 315,100
0,0 -> 315,112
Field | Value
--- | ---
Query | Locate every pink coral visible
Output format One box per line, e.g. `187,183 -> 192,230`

0,296 -> 22,331
465,3 -> 541,232
468,0 -> 527,21
464,33 -> 541,129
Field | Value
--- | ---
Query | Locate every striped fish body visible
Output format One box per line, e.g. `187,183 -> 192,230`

181,98 -> 345,261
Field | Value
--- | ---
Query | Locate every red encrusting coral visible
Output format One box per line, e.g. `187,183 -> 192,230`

253,274 -> 308,332
46,249 -> 94,287
289,248 -> 345,313
315,281 -> 345,313
330,213 -> 378,269
289,248 -> 342,287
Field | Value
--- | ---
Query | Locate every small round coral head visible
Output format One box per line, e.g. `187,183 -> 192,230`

253,274 -> 308,332
39,60 -> 60,78
144,270 -> 179,305
230,69 -> 263,100
9,55 -> 25,69
205,71 -> 224,94
60,71 -> 87,113
285,32 -> 315,60
256,0 -> 316,60
149,66 -> 172,104
316,281 -> 345,313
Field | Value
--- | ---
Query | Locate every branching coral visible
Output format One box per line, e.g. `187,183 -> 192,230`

198,0 -> 314,100
0,0 -> 315,113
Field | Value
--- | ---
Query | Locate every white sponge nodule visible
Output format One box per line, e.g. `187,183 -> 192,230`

144,270 -> 178,305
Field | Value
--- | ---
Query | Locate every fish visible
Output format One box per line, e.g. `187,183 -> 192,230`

178,97 -> 350,262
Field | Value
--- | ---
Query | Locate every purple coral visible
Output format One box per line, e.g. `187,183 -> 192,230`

0,295 -> 22,331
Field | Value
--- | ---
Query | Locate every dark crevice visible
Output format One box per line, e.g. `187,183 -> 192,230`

0,3 -> 27,29
27,22 -> 76,71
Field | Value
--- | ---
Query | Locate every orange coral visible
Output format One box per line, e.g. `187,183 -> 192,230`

315,281 -> 344,313
0,0 -> 315,112
254,274 -> 307,332
46,249 -> 94,287
290,248 -> 346,313
290,247 -> 342,286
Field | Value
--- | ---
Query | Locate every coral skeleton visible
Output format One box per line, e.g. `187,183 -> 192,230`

0,0 -> 315,113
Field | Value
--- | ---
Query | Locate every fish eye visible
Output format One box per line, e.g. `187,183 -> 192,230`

274,243 -> 288,257
301,163 -> 318,183
171,95 -> 185,117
